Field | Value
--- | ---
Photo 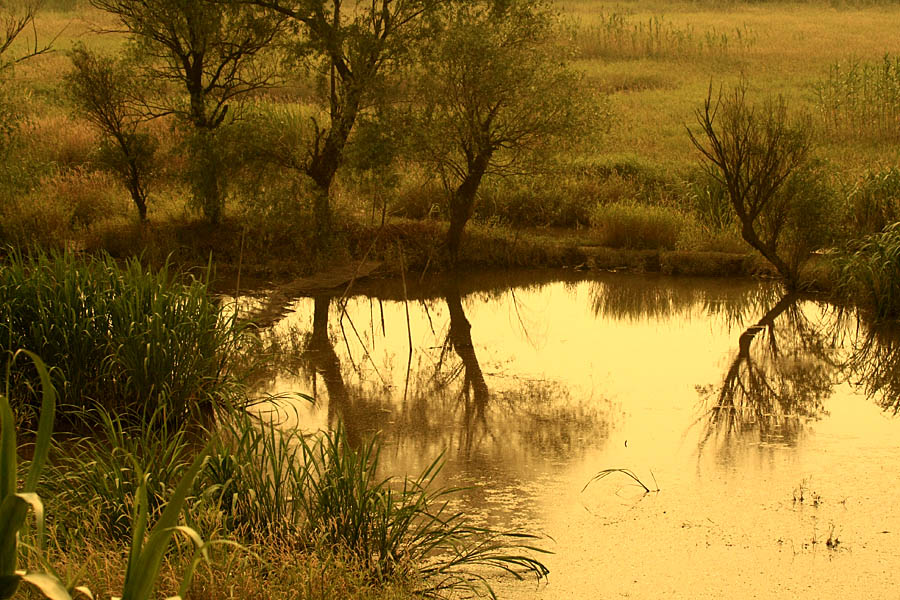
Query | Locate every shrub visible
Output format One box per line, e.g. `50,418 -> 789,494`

590,200 -> 687,250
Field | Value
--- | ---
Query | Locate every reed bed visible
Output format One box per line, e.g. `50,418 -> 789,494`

201,416 -> 550,597
590,200 -> 688,250
816,55 -> 900,141
835,222 -> 900,320
0,250 -> 246,429
575,12 -> 755,61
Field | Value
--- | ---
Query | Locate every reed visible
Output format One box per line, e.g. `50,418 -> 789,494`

590,200 -> 687,250
843,167 -> 900,237
835,222 -> 900,320
296,423 -> 550,597
0,250 -> 247,429
816,55 -> 900,141
50,408 -> 196,540
575,12 -> 755,61
204,416 -> 550,597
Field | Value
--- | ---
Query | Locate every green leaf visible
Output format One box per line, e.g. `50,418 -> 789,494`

121,448 -> 207,600
20,351 -> 57,494
0,392 -> 16,507
18,571 -> 73,600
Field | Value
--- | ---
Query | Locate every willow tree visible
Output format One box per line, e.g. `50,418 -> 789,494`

67,46 -> 156,221
0,0 -> 52,72
248,0 -> 438,243
687,83 -> 829,289
410,0 -> 591,264
89,0 -> 285,223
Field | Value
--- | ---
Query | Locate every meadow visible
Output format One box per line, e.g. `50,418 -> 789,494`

2,0 -> 900,277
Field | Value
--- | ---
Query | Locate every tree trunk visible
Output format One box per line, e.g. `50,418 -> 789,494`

306,81 -> 363,242
446,151 -> 491,265
126,158 -> 148,222
445,281 -> 489,420
739,222 -> 798,288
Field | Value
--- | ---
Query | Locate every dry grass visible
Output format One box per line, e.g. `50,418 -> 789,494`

4,0 -> 900,268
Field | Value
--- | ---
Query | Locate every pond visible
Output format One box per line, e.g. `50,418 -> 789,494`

242,269 -> 900,598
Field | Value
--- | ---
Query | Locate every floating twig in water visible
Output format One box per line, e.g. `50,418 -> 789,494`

583,468 -> 660,493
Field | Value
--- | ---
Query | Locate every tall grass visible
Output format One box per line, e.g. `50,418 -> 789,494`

835,222 -> 900,320
575,12 -> 755,61
50,409 -> 196,540
202,416 -> 550,597
297,423 -> 550,597
0,250 -> 247,429
590,200 -> 687,250
816,55 -> 900,140
843,167 -> 900,237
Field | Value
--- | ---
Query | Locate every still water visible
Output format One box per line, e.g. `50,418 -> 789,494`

245,270 -> 900,598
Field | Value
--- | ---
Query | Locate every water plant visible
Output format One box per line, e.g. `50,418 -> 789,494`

51,408 -> 196,539
205,416 -> 550,597
835,222 -> 900,320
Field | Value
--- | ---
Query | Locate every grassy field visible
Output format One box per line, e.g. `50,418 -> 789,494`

2,0 -> 900,278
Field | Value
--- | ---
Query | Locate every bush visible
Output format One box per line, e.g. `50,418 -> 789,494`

0,250 -> 246,428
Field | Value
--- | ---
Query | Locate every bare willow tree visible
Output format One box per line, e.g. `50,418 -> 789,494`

410,0 -> 593,264
67,46 -> 156,221
246,0 -> 439,244
687,83 -> 820,289
89,0 -> 286,223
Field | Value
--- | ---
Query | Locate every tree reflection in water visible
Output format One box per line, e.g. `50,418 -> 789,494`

842,319 -> 900,415
442,280 -> 491,453
698,293 -> 837,452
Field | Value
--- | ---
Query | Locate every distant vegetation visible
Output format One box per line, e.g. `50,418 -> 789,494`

0,0 -> 899,297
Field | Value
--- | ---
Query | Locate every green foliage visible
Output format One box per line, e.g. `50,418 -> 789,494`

51,409 -> 195,539
0,250 -> 246,428
201,411 -> 309,540
0,351 -> 71,600
120,447 -> 210,600
816,54 -> 900,140
590,201 -> 687,250
297,424 -> 549,597
203,417 -> 550,597
835,223 -> 900,320
843,167 -> 900,237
